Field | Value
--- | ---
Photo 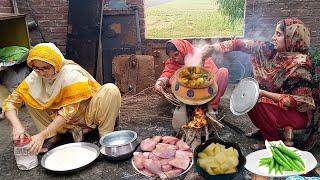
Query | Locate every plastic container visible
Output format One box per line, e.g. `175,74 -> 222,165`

14,137 -> 38,170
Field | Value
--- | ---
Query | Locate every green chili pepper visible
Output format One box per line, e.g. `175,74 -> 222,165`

271,148 -> 291,170
278,144 -> 305,167
274,162 -> 279,174
268,157 -> 274,174
259,157 -> 271,165
282,153 -> 302,172
279,164 -> 284,174
274,148 -> 294,166
260,157 -> 272,162
293,159 -> 305,172
259,160 -> 270,167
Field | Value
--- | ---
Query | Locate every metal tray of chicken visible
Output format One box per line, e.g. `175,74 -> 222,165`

131,155 -> 194,179
131,137 -> 194,179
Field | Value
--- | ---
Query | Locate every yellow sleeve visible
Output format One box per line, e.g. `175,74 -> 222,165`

57,103 -> 80,122
2,90 -> 24,112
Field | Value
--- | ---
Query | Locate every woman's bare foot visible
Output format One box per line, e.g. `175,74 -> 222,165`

71,126 -> 95,142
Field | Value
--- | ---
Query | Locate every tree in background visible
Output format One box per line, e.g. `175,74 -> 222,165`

216,0 -> 245,25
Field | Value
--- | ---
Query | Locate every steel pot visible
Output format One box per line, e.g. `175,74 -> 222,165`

99,130 -> 138,161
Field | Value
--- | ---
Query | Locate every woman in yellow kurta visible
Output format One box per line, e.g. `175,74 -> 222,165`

2,43 -> 121,154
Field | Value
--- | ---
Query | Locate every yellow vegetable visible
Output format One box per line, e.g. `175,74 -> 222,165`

197,143 -> 239,175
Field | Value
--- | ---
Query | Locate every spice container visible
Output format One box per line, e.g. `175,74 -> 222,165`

14,137 -> 38,170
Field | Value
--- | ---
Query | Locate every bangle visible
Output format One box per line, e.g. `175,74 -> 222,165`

157,78 -> 168,86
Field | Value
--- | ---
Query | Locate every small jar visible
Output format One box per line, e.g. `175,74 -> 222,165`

14,137 -> 38,170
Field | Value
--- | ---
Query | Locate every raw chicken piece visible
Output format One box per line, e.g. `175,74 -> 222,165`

140,168 -> 155,177
143,159 -> 167,179
164,169 -> 183,178
159,159 -> 170,165
162,164 -> 173,172
140,138 -> 157,151
175,150 -> 193,159
176,140 -> 190,151
148,152 -> 159,160
152,147 -> 176,159
156,143 -> 177,150
162,136 -> 179,145
133,152 -> 142,156
168,157 -> 190,170
152,136 -> 162,143
133,152 -> 146,170
142,152 -> 150,158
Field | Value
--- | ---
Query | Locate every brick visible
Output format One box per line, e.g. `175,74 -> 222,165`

57,6 -> 68,13
28,0 -> 44,7
33,7 -> 59,14
0,0 -> 11,7
35,13 -> 66,20
0,7 -> 12,13
44,32 -> 66,39
54,19 -> 68,26
37,19 -> 55,27
40,0 -> 62,7
50,27 -> 68,33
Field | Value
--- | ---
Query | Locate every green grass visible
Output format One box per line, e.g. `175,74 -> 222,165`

145,0 -> 244,39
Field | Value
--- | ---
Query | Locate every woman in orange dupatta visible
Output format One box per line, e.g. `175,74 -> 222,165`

202,18 -> 317,150
3,43 -> 121,154
155,39 -> 229,113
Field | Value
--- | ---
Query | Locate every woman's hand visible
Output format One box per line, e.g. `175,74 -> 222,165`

154,80 -> 165,94
12,125 -> 30,141
259,89 -> 267,98
28,132 -> 46,155
200,44 -> 220,61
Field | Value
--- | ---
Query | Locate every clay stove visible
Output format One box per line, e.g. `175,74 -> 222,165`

163,66 -> 224,150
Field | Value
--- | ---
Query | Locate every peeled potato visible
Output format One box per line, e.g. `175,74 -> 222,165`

197,143 -> 239,175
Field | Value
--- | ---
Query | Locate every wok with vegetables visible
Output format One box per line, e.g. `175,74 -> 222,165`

177,66 -> 214,88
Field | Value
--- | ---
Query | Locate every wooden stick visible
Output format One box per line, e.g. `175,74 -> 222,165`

205,112 -> 224,128
205,125 -> 209,141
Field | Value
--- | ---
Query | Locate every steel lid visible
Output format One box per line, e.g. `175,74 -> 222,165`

230,77 -> 259,115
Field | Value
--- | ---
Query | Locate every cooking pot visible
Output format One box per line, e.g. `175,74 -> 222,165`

171,66 -> 218,105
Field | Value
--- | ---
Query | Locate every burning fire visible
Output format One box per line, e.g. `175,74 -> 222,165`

183,106 -> 208,129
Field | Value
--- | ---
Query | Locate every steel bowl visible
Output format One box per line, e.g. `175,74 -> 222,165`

99,130 -> 138,161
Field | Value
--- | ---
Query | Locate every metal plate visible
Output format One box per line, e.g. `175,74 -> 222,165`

131,156 -> 193,178
230,77 -> 259,115
41,142 -> 100,173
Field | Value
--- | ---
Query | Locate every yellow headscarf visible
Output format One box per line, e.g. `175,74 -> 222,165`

16,43 -> 101,110
27,43 -> 64,73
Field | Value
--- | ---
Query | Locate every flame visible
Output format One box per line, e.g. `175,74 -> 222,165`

183,106 -> 208,129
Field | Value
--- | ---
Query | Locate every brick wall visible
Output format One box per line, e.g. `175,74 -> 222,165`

13,0 -> 69,53
1,0 -> 145,53
126,0 -> 145,42
244,0 -> 320,47
0,0 -> 12,13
